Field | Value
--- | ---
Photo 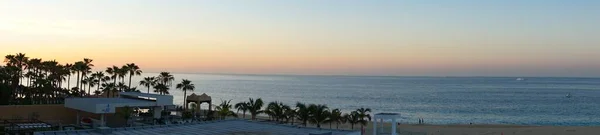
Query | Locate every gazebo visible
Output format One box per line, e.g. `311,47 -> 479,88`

186,93 -> 212,112
372,113 -> 401,135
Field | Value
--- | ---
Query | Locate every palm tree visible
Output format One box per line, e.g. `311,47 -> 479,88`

64,63 -> 73,89
344,111 -> 360,130
101,82 -> 117,98
153,83 -> 169,95
125,63 -> 142,89
284,106 -> 296,125
105,66 -> 119,96
326,109 -> 343,129
117,65 -> 128,90
308,104 -> 330,128
5,53 -> 28,87
157,72 -> 175,87
73,61 -> 85,89
234,102 -> 249,119
296,102 -> 310,127
139,77 -> 157,93
266,101 -> 287,122
176,79 -> 195,109
246,98 -> 264,120
215,100 -> 237,120
356,108 -> 372,130
92,71 -> 105,93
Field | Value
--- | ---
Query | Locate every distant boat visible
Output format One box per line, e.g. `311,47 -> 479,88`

566,93 -> 572,98
516,78 -> 526,81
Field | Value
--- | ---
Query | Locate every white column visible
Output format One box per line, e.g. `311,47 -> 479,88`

154,106 -> 163,119
391,118 -> 397,135
379,119 -> 384,133
76,111 -> 80,126
100,114 -> 105,127
372,118 -> 378,135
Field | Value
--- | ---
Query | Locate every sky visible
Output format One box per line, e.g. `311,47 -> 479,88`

0,0 -> 599,77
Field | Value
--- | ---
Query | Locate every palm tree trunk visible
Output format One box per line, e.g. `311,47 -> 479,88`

329,123 -> 332,129
88,82 -> 91,96
183,90 -> 187,110
67,75 -> 70,89
147,86 -> 150,93
75,72 -> 80,89
128,75 -> 133,89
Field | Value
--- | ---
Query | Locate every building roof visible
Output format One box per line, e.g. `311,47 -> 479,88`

65,92 -> 174,114
186,93 -> 211,102
374,113 -> 401,119
35,120 -> 360,135
64,98 -> 157,114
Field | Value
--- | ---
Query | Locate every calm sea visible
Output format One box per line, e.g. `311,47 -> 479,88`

129,73 -> 600,126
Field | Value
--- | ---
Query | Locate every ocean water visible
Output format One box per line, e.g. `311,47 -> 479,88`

131,74 -> 600,126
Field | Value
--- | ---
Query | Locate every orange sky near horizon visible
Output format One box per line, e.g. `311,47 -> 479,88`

1,0 -> 599,77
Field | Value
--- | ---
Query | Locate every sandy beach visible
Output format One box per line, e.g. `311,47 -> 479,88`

243,114 -> 600,135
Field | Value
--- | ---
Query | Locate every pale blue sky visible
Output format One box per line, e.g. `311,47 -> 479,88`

0,0 -> 599,77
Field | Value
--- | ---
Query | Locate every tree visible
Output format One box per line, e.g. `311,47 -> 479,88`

215,100 -> 237,119
356,108 -> 372,130
265,101 -> 287,122
246,98 -> 264,120
92,71 -> 105,93
344,111 -> 360,130
153,83 -> 169,95
139,77 -> 157,93
157,72 -> 175,87
105,66 -> 119,96
234,102 -> 249,118
101,82 -> 117,98
176,79 -> 195,109
296,102 -> 310,127
326,109 -> 343,129
125,63 -> 142,89
308,104 -> 330,128
64,63 -> 73,89
284,106 -> 296,125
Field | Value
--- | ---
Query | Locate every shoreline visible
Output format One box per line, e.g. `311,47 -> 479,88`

231,113 -> 600,135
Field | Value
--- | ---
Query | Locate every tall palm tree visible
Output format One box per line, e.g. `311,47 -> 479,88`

344,111 -> 360,130
157,72 -> 175,87
176,79 -> 195,109
284,106 -> 296,125
4,53 -> 28,87
246,98 -> 264,120
296,102 -> 311,127
64,63 -> 73,89
92,71 -> 105,93
234,102 -> 249,118
326,109 -> 343,129
125,63 -> 142,89
118,65 -> 128,90
101,82 -> 117,98
153,83 -> 169,95
105,66 -> 119,96
79,58 -> 93,90
308,104 -> 330,128
356,108 -> 372,130
73,61 -> 85,89
139,77 -> 157,93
